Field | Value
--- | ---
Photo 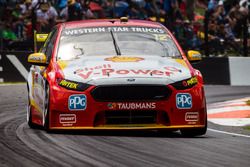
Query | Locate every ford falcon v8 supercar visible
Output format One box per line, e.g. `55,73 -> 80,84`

27,18 -> 207,136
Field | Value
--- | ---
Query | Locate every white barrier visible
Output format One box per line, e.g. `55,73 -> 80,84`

229,57 -> 250,86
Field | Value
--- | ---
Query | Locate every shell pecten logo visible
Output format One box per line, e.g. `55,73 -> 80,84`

105,57 -> 144,62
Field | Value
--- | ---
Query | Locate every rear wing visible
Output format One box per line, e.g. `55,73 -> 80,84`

34,31 -> 48,52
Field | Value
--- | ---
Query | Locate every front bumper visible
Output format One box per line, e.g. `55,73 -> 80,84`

49,83 -> 207,130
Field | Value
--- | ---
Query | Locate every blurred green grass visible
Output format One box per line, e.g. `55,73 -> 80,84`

244,126 -> 250,131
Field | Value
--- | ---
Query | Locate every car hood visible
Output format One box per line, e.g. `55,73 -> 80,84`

58,56 -> 192,85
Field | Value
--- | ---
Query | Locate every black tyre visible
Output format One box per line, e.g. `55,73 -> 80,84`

27,95 -> 39,129
180,118 -> 207,137
43,84 -> 50,131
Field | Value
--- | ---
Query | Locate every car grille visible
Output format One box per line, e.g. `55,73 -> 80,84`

91,85 -> 171,101
104,110 -> 157,125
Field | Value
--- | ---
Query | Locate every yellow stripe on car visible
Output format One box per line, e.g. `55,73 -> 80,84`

57,60 -> 69,70
175,59 -> 188,68
51,125 -> 205,130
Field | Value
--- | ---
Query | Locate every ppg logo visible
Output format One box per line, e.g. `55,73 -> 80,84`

68,94 -> 87,110
176,93 -> 192,109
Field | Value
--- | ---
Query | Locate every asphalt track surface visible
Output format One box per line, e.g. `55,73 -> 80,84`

0,84 -> 250,167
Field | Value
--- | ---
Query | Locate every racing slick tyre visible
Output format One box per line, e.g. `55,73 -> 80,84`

180,119 -> 207,137
43,84 -> 51,132
27,97 -> 38,129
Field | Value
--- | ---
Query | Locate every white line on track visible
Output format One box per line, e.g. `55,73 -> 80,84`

208,128 -> 250,138
0,83 -> 26,86
208,106 -> 250,114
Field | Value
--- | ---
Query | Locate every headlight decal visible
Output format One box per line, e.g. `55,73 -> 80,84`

171,76 -> 198,90
58,79 -> 90,91
59,80 -> 78,89
184,77 -> 198,86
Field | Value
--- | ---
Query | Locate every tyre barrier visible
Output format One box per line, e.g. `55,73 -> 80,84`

0,52 -> 250,85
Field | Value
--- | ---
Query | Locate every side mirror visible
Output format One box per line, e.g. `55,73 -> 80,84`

28,53 -> 48,66
187,50 -> 202,62
34,31 -> 48,52
36,33 -> 48,42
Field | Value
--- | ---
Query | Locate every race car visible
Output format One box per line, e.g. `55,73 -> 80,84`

27,17 -> 207,136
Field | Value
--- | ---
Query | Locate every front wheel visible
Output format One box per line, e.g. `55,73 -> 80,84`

27,95 -> 38,128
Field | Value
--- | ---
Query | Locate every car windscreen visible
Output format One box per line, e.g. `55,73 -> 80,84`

57,26 -> 181,61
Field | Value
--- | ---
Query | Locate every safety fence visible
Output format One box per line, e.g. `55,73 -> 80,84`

0,51 -> 250,85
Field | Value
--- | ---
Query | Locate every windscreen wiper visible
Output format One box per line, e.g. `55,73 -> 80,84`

110,30 -> 121,56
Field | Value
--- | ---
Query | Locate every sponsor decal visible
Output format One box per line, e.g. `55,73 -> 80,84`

68,94 -> 87,110
153,34 -> 171,41
185,112 -> 199,122
176,93 -> 192,109
127,78 -> 136,82
181,77 -> 198,88
28,53 -> 46,63
107,103 -> 117,109
63,27 -> 165,36
186,77 -> 198,86
59,114 -> 76,124
107,102 -> 156,110
36,33 -> 48,42
29,56 -> 43,62
105,57 -> 144,62
74,64 -> 112,73
74,64 -> 182,79
59,79 -> 78,89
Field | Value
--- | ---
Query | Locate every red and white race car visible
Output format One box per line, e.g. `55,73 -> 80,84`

27,18 -> 207,136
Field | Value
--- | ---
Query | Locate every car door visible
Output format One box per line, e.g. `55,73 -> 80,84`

32,28 -> 58,117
